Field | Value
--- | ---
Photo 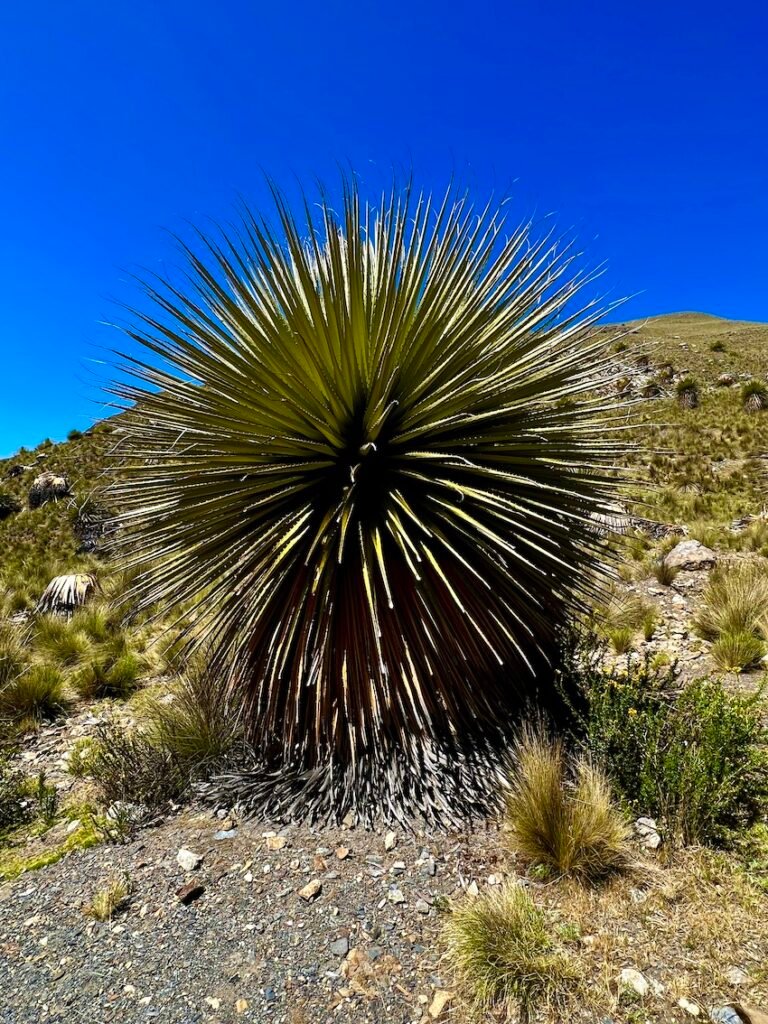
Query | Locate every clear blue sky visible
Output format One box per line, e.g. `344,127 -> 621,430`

1,1 -> 766,456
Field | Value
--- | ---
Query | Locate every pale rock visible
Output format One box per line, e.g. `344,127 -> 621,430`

298,879 -> 322,901
725,965 -> 749,986
634,816 -> 662,849
387,887 -> 405,904
384,830 -> 397,851
266,835 -> 287,851
176,848 -> 202,872
665,539 -> 716,570
428,989 -> 454,1019
617,968 -> 650,998
678,997 -> 701,1016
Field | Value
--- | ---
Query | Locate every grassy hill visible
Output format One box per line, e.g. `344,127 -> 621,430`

2,313 -> 768,1021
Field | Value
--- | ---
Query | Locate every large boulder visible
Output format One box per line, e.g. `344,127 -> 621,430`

28,471 -> 71,509
664,539 -> 717,571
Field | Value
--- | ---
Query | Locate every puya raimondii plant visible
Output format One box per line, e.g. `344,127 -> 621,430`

109,180 -> 629,823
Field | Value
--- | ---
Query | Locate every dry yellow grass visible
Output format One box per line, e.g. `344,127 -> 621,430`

445,846 -> 768,1023
504,732 -> 632,882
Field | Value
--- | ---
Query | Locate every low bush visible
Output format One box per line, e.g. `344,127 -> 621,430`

85,667 -> 241,806
561,636 -> 768,846
504,731 -> 631,882
443,882 -> 578,1022
65,737 -> 99,778
0,755 -> 31,833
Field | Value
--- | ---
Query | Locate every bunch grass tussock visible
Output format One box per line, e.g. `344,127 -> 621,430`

504,731 -> 632,882
443,881 -> 579,1022
108,178 -> 633,822
694,562 -> 768,642
85,873 -> 132,921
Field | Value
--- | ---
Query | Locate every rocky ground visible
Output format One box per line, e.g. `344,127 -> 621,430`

0,807 -> 500,1024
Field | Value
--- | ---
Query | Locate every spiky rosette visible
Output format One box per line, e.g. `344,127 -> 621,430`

110,181 -> 627,824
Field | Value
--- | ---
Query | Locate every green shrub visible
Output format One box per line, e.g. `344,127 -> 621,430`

0,755 -> 31,832
0,623 -> 27,690
65,737 -> 99,778
443,882 -> 578,1021
142,665 -> 242,768
562,637 -> 768,846
32,771 -> 59,824
86,725 -> 185,806
504,731 -> 631,881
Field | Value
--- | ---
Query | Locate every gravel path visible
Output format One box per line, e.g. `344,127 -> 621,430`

0,808 -> 502,1023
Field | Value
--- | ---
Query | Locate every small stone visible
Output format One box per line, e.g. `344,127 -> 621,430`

335,846 -> 350,860
205,998 -> 221,1010
298,879 -> 322,901
466,881 -> 479,897
678,997 -> 701,1016
176,848 -> 203,872
422,856 -> 437,877
175,881 -> 205,905
391,860 -> 406,874
214,829 -> 238,841
634,817 -> 662,850
384,830 -> 397,851
428,989 -> 454,1019
725,966 -> 749,986
329,936 -> 349,957
235,998 -> 249,1014
387,887 -> 405,904
415,899 -> 430,915
266,835 -> 287,851
618,968 -> 649,998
